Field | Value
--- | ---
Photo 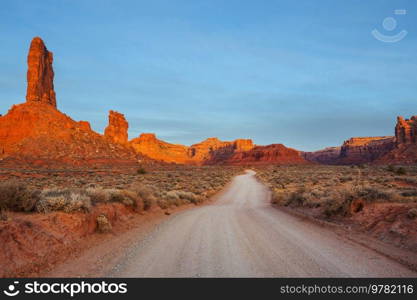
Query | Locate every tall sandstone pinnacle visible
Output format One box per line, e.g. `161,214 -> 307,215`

104,110 -> 129,145
26,37 -> 57,108
395,116 -> 417,145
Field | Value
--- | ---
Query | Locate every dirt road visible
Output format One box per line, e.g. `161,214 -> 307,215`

109,170 -> 417,277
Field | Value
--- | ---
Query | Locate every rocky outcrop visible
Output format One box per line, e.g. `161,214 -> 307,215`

104,110 -> 128,145
226,144 -> 308,165
0,37 -> 142,168
26,37 -> 56,108
338,137 -> 395,164
130,133 -> 190,164
129,135 -> 304,165
234,139 -> 254,152
302,147 -> 341,164
0,103 -> 139,167
187,138 -> 232,162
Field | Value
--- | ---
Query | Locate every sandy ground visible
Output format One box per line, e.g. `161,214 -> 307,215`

106,170 -> 416,277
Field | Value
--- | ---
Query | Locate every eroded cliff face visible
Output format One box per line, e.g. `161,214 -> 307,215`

301,147 -> 341,164
26,37 -> 56,108
226,144 -> 307,165
0,37 -> 141,168
104,110 -> 129,145
130,133 -> 190,164
338,137 -> 395,164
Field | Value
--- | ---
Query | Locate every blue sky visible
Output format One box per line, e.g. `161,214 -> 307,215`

1,0 -> 416,151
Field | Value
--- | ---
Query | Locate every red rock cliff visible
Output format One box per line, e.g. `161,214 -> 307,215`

338,137 -> 395,164
395,116 -> 417,145
130,133 -> 190,163
226,144 -> 308,165
26,37 -> 56,108
301,147 -> 341,164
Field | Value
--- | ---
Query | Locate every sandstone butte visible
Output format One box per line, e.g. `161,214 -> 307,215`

104,110 -> 129,145
129,134 -> 308,165
0,37 -> 310,167
375,116 -> 417,164
5,37 -> 416,167
0,37 -> 141,168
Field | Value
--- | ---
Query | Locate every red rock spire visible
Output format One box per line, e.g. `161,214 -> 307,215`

104,110 -> 129,144
26,37 -> 56,107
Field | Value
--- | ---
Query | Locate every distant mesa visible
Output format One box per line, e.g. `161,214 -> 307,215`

0,37 -> 141,168
303,116 -> 417,165
104,110 -> 129,145
130,134 -> 306,165
1,37 -> 416,167
26,37 -> 56,108
395,116 -> 417,145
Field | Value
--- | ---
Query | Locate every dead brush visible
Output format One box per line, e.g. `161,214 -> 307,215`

36,188 -> 91,213
0,180 -> 40,212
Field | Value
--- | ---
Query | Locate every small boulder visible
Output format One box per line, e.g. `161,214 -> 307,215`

96,214 -> 112,233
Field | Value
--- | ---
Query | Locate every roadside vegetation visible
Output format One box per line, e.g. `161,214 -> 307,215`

255,164 -> 417,252
256,165 -> 417,217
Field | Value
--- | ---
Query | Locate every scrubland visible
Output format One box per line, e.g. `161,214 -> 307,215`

0,165 -> 240,277
0,165 -> 240,219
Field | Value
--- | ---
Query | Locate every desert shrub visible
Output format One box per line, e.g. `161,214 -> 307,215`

396,167 -> 407,175
175,190 -> 200,204
36,188 -> 91,213
130,183 -> 155,210
0,181 -> 40,212
387,165 -> 395,172
86,188 -> 109,204
401,190 -> 417,197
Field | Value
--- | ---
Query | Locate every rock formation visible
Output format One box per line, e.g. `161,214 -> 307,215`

233,139 -> 254,152
0,37 -> 142,168
187,138 -> 232,162
26,37 -> 56,107
226,144 -> 308,165
104,110 -> 129,145
128,135 -> 304,165
301,147 -> 341,164
130,133 -> 190,164
395,116 -> 417,145
303,137 -> 396,165
338,137 -> 395,164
